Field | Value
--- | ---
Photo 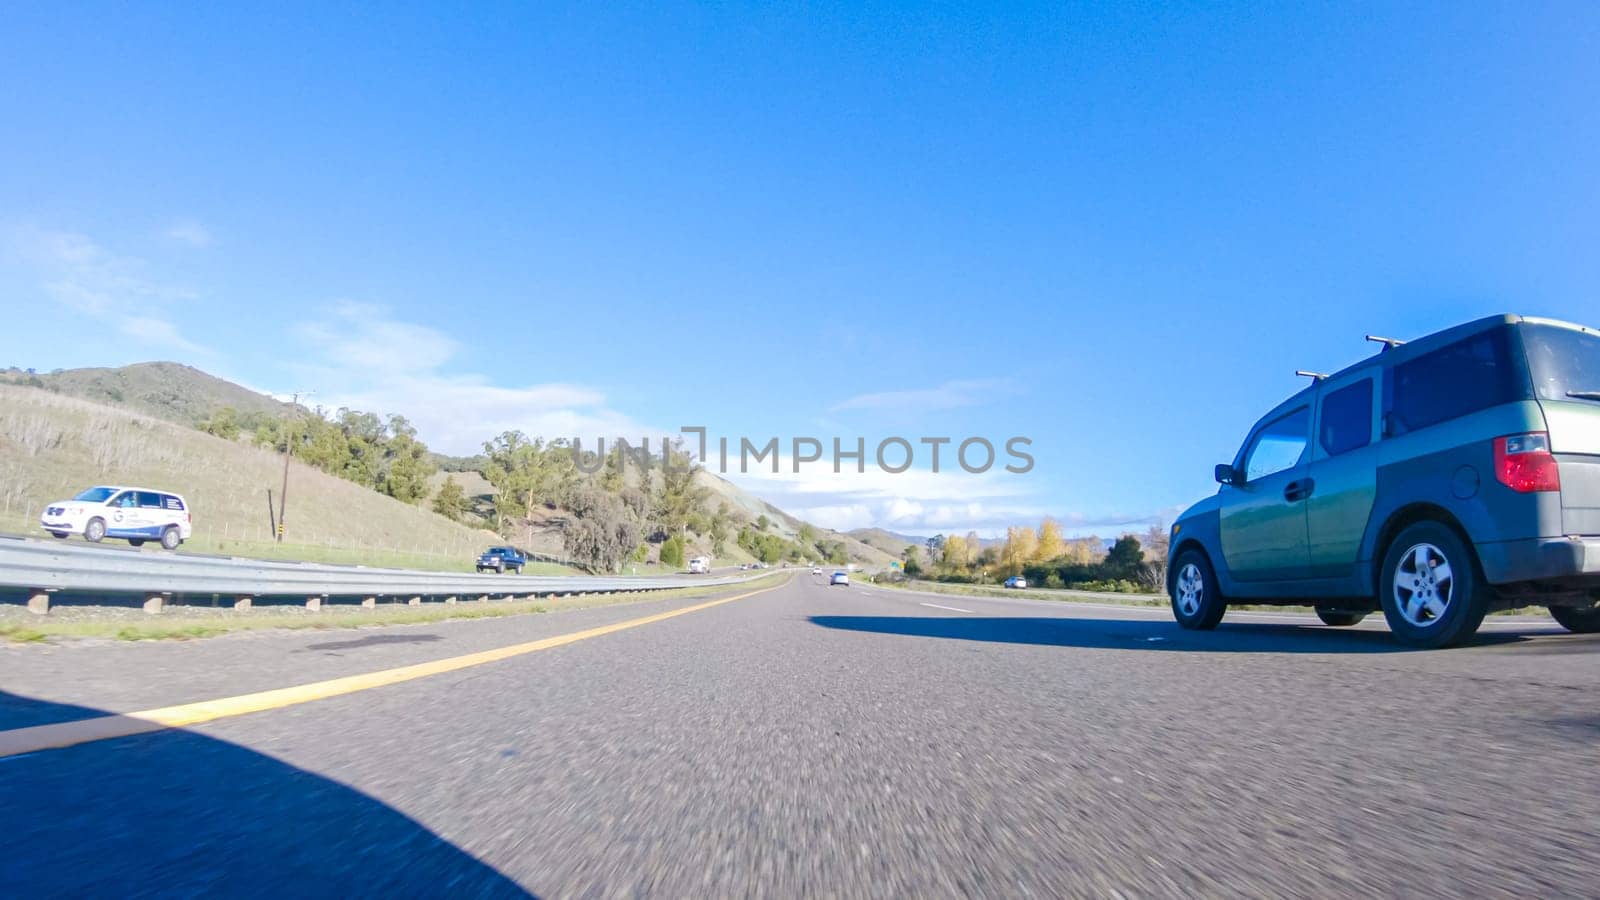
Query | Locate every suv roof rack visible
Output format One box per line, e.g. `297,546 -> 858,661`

1365,334 -> 1406,351
1295,370 -> 1328,382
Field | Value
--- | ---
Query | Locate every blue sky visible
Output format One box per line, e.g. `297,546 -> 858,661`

3,3 -> 1598,536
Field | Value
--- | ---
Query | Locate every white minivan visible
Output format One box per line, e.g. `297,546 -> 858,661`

688,555 -> 711,574
40,486 -> 193,550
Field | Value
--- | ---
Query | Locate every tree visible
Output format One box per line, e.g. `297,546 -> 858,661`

381,417 -> 436,503
1103,535 -> 1145,580
652,439 -> 707,536
659,534 -> 686,568
200,407 -> 240,440
1001,526 -> 1037,574
756,514 -> 770,531
566,484 -> 642,574
1034,518 -> 1065,563
483,431 -> 577,533
432,477 -> 470,521
1141,523 -> 1171,563
941,534 -> 970,573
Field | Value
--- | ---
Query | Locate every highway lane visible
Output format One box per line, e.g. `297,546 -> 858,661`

3,574 -> 1598,896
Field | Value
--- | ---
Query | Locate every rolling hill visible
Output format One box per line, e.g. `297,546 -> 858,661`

0,383 -> 525,571
0,363 -> 896,570
1,362 -> 294,426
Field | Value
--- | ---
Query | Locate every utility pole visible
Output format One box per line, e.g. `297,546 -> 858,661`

277,390 -> 314,542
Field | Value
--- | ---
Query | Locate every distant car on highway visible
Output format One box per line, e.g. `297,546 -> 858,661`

1168,314 -> 1600,648
811,566 -> 822,576
830,571 -> 849,586
1004,576 -> 1027,589
40,486 -> 191,550
688,555 -> 711,574
476,546 -> 527,574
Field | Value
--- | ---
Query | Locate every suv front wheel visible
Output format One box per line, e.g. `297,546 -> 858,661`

1170,548 -> 1226,630
1378,521 -> 1489,648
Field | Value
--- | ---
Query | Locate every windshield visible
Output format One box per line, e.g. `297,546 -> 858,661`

1522,323 -> 1600,401
72,487 -> 118,503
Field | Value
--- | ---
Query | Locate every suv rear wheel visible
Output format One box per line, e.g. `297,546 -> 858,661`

1378,521 -> 1489,648
1170,548 -> 1226,630
160,527 -> 182,551
1549,604 -> 1600,634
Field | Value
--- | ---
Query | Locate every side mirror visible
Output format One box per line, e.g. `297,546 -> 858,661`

1214,463 -> 1239,485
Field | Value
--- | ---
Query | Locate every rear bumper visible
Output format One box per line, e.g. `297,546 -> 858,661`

1478,537 -> 1600,585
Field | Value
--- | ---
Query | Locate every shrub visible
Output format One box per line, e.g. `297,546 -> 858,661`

659,534 -> 686,568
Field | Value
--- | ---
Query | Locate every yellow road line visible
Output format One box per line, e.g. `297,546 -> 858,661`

0,579 -> 784,759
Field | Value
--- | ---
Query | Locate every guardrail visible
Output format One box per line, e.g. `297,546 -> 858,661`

0,535 -> 766,614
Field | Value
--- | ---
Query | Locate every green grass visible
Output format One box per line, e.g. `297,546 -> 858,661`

3,573 -> 789,643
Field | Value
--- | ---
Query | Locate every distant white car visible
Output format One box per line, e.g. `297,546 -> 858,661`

811,566 -> 822,576
830,571 -> 849,586
688,556 -> 711,574
41,486 -> 192,550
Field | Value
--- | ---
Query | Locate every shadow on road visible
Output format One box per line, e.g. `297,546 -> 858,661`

301,633 -> 445,652
808,614 -> 1541,653
0,691 -> 534,897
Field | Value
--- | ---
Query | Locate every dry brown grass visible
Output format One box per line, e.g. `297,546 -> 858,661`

0,384 -> 516,569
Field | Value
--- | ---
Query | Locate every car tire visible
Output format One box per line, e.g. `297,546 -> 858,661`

1378,521 -> 1490,649
84,518 -> 107,543
49,531 -> 68,539
514,565 -> 524,575
1170,548 -> 1226,630
160,527 -> 181,551
1549,604 -> 1600,634
128,539 -> 146,547
496,563 -> 505,574
1315,607 -> 1366,626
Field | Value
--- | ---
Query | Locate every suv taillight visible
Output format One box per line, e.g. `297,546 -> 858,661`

1495,432 -> 1561,493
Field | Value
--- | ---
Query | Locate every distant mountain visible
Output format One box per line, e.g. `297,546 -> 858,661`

848,527 -> 921,557
0,361 -> 294,427
849,527 -> 1007,551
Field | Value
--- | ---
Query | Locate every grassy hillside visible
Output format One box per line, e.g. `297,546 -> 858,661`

0,384 -> 564,572
0,361 -> 293,427
0,362 -> 899,571
848,527 -> 917,558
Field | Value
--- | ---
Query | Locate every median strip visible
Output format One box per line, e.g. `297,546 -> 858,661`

0,579 -> 785,759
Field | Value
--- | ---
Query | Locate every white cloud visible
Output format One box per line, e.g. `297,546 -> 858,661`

163,221 -> 214,248
3,225 -> 209,355
717,445 -> 1172,536
830,378 -> 1018,413
289,303 -> 651,455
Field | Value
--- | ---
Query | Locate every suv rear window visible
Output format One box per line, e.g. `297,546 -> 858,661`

1387,327 -> 1525,435
1320,379 -> 1372,456
1521,323 -> 1600,402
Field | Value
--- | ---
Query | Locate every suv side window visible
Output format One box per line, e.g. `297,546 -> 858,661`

1319,379 -> 1372,457
1243,406 -> 1310,481
164,495 -> 185,511
1387,328 -> 1524,435
137,491 -> 165,509
111,492 -> 137,508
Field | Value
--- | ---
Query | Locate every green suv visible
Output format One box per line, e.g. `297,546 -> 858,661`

1167,314 -> 1600,648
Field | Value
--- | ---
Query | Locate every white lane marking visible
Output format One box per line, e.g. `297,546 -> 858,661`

920,602 -> 972,613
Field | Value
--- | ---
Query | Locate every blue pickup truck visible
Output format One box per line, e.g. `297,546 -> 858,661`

475,546 -> 527,574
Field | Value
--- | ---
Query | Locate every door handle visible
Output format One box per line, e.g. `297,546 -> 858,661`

1284,478 -> 1316,502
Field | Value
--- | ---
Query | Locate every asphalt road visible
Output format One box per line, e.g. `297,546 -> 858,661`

3,575 -> 1597,897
